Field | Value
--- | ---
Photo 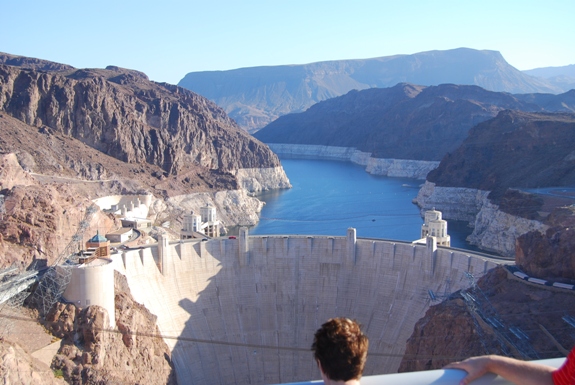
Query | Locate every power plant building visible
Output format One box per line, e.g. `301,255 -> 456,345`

180,204 -> 221,239
420,208 -> 451,246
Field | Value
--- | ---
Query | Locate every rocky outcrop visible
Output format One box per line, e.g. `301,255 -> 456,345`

0,340 -> 66,384
0,51 -> 74,72
414,182 -> 548,257
149,189 -> 265,230
267,143 -> 439,179
365,158 -> 439,179
234,166 -> 292,192
516,206 -> 575,282
427,111 -> 575,190
0,180 -> 117,269
467,198 -> 548,257
416,111 -> 575,256
399,266 -> 575,372
179,48 -> 564,131
47,272 -> 176,385
0,59 -> 285,181
0,57 -> 291,268
414,181 -> 490,222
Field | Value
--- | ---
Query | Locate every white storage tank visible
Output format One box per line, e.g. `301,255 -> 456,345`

63,258 -> 116,328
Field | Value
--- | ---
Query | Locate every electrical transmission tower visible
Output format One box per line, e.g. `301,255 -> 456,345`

461,272 -> 540,360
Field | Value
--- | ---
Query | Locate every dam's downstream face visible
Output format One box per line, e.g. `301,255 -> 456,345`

113,233 -> 498,384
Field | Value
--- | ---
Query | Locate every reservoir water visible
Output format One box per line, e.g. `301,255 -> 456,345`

250,158 -> 477,250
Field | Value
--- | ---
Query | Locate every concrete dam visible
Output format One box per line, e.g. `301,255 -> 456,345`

111,229 -> 499,384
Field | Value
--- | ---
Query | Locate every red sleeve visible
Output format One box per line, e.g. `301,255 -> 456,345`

553,348 -> 575,385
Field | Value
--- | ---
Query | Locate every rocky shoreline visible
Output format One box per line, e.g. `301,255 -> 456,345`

414,181 -> 549,257
255,146 -> 553,258
267,143 -> 439,179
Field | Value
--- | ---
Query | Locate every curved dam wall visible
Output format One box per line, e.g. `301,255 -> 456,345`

112,232 -> 499,385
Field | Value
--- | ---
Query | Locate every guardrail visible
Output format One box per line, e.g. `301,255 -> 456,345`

273,357 -> 565,385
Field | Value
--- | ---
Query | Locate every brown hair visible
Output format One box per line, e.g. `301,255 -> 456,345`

311,318 -> 369,381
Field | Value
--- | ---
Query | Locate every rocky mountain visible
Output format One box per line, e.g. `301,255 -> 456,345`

0,52 -> 74,72
523,64 -> 575,92
0,54 -> 282,176
254,83 -> 575,161
399,266 -> 575,372
178,48 -> 563,131
515,206 -> 575,283
414,111 -> 575,257
0,53 -> 291,267
0,53 -> 291,385
426,110 -> 575,191
524,64 -> 575,79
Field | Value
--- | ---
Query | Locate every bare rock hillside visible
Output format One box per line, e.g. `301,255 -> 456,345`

427,111 -> 575,190
399,266 -> 575,372
255,84 -> 575,161
516,206 -> 575,283
43,273 -> 177,385
0,54 -> 281,176
179,48 -> 564,131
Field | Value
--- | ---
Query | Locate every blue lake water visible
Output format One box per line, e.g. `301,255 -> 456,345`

249,158 -> 476,250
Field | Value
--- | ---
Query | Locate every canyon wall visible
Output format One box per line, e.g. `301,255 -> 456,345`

148,189 -> 265,230
466,198 -> 548,257
415,181 -> 548,257
234,166 -> 292,192
0,62 -> 288,184
267,144 -> 438,179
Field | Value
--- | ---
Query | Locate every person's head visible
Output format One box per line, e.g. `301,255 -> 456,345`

311,318 -> 369,383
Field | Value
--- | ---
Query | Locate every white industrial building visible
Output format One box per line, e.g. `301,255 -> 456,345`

417,208 -> 451,247
180,204 -> 221,239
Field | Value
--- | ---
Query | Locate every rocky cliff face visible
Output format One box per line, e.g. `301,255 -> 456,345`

234,166 -> 292,192
416,111 -> 575,256
44,272 -> 176,385
427,111 -> 575,190
467,197 -> 548,257
267,143 -> 439,179
0,54 -> 291,268
179,48 -> 565,131
255,84 -> 575,162
415,182 -> 549,257
0,58 -> 284,180
399,267 -> 575,372
516,206 -> 575,282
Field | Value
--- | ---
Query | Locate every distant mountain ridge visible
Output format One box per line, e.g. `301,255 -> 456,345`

254,83 -> 575,161
178,48 -> 564,131
523,64 -> 575,92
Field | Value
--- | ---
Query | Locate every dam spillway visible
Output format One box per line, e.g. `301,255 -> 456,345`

111,231 -> 499,384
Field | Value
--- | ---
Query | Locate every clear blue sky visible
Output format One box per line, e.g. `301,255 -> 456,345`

1,0 -> 574,85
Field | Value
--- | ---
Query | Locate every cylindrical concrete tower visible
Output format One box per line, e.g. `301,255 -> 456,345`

63,258 -> 116,328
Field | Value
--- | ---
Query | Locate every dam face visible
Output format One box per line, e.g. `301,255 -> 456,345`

112,234 -> 497,385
